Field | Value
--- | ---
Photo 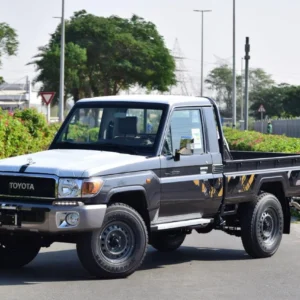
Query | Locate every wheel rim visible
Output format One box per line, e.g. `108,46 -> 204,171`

98,221 -> 135,264
259,207 -> 279,244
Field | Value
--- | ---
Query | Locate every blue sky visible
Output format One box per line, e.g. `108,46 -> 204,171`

0,0 -> 299,94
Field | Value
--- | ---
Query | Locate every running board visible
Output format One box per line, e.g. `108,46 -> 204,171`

151,218 -> 213,231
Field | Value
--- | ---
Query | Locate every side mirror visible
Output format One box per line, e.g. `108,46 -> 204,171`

174,136 -> 194,161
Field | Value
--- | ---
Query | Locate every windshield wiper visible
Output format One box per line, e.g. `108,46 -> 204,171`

98,143 -> 138,155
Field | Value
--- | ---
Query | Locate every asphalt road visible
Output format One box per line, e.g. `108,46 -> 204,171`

1,224 -> 300,300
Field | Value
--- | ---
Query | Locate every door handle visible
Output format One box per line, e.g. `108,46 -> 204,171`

171,171 -> 180,175
165,171 -> 180,176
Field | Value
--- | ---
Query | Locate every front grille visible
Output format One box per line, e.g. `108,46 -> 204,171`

0,176 -> 56,198
0,209 -> 45,223
21,211 -> 45,223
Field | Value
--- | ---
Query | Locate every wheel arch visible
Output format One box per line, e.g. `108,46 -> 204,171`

107,186 -> 151,233
257,177 -> 290,234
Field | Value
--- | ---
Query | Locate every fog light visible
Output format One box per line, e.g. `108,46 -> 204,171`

65,213 -> 80,226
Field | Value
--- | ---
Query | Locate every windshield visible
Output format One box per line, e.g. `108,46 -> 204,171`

52,102 -> 167,155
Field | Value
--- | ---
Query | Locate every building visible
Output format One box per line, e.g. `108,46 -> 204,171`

0,77 -> 46,114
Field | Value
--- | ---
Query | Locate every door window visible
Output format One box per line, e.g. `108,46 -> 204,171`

163,109 -> 204,155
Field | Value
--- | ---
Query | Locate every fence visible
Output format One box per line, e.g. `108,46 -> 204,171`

254,119 -> 300,138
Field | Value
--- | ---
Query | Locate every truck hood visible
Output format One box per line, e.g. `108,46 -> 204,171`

0,149 -> 155,177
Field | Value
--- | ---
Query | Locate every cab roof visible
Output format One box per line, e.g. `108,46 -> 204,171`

77,94 -> 212,107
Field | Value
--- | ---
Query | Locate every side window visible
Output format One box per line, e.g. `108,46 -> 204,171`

164,109 -> 204,155
126,109 -> 162,134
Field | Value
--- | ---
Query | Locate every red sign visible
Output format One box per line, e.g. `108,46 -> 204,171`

40,92 -> 56,105
258,104 -> 266,113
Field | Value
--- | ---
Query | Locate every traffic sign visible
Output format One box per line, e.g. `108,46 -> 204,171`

40,92 -> 56,106
258,104 -> 266,113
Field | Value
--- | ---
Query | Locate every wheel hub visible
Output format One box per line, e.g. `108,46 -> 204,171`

262,213 -> 274,238
259,208 -> 278,243
99,222 -> 135,263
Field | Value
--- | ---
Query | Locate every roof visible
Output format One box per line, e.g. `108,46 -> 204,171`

0,83 -> 29,91
77,94 -> 212,107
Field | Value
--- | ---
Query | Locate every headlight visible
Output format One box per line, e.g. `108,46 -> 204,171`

58,178 -> 104,199
58,179 -> 81,198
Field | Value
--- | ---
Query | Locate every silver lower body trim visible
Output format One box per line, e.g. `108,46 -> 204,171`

151,218 -> 213,231
0,201 -> 107,233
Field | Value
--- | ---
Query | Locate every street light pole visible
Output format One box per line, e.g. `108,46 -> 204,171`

59,0 -> 65,123
232,0 -> 236,128
193,9 -> 212,97
241,57 -> 244,121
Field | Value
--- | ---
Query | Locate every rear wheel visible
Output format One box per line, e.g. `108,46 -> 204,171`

0,237 -> 41,269
150,230 -> 186,252
76,203 -> 148,279
239,192 -> 284,258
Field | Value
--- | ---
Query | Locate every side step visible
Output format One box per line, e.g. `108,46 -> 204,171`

151,218 -> 213,231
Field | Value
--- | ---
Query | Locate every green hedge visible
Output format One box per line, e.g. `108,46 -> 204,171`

0,108 -> 60,159
223,127 -> 300,153
2,109 -> 300,159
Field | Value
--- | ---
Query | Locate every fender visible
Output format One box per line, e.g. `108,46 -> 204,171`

255,174 -> 288,196
106,185 -> 148,203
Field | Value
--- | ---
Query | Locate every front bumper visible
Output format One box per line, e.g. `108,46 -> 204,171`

0,201 -> 107,233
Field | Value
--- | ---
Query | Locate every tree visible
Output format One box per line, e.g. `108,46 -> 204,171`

205,64 -> 242,117
282,86 -> 300,116
248,68 -> 275,93
250,85 -> 300,119
0,23 -> 19,66
205,65 -> 274,118
28,42 -> 88,105
0,23 -> 19,82
29,11 -> 176,103
250,86 -> 286,119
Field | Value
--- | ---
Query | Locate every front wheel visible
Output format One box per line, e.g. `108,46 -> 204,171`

239,192 -> 284,258
0,237 -> 41,269
76,203 -> 148,279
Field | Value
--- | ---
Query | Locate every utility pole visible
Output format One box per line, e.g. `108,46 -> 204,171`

232,0 -> 236,128
244,37 -> 250,130
193,9 -> 212,97
240,57 -> 244,125
59,0 -> 65,123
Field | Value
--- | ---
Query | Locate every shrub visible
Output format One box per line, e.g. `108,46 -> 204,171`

13,108 -> 48,138
88,127 -> 100,142
13,108 -> 61,151
0,108 -> 61,158
223,127 -> 300,153
3,107 -> 300,160
0,109 -> 34,158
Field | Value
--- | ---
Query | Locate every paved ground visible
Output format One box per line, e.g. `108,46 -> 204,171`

1,224 -> 300,300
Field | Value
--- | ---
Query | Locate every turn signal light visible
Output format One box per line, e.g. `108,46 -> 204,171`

82,179 -> 104,197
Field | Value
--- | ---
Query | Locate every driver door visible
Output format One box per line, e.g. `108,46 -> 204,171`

159,108 -> 213,219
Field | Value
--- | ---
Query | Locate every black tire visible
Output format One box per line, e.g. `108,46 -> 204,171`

0,237 -> 41,269
76,203 -> 148,279
150,230 -> 186,252
239,192 -> 284,258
